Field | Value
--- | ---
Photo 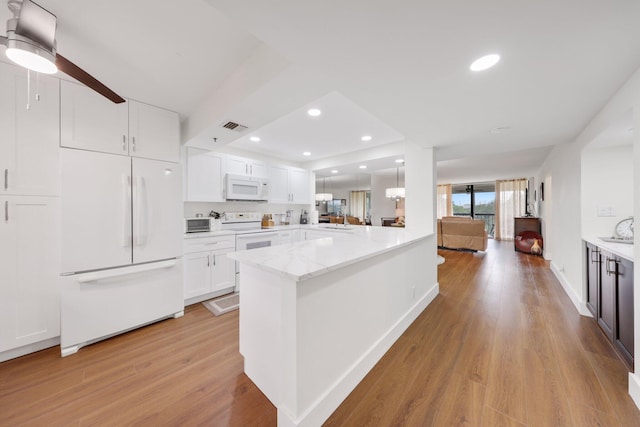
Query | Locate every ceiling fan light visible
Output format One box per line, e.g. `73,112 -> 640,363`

6,38 -> 57,74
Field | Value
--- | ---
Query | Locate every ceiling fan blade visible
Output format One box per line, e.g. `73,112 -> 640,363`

56,54 -> 126,104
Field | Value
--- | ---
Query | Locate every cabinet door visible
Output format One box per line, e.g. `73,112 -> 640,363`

186,148 -> 224,202
0,196 -> 60,352
249,161 -> 268,178
0,62 -> 59,196
289,168 -> 310,204
211,251 -> 236,292
598,251 -> 615,341
268,165 -> 289,203
183,251 -> 212,299
614,257 -> 634,366
129,100 -> 180,163
224,155 -> 248,176
585,242 -> 600,317
60,80 -> 129,155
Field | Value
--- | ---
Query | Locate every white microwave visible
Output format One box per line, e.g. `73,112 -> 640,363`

225,174 -> 269,202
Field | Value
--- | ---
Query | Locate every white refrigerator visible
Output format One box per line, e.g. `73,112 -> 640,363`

59,148 -> 183,356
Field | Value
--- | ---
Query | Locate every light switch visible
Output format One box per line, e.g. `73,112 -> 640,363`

597,205 -> 616,217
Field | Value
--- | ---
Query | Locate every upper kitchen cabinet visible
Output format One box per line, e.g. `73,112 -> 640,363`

61,80 -> 129,156
61,82 -> 180,163
185,148 -> 224,202
268,165 -> 310,204
128,100 -> 180,163
0,62 -> 60,197
224,155 -> 267,177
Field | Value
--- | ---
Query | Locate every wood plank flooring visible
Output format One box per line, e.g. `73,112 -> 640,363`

1,240 -> 639,426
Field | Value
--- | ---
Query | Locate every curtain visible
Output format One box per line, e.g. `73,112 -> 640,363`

436,184 -> 452,218
349,191 -> 367,222
495,178 -> 527,240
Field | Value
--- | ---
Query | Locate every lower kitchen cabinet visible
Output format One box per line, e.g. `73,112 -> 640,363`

0,196 -> 60,359
585,241 -> 634,368
183,235 -> 236,305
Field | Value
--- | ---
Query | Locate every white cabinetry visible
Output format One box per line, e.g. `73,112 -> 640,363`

225,155 -> 267,177
61,81 -> 179,162
268,165 -> 310,204
0,196 -> 60,356
278,229 -> 300,244
185,148 -> 224,202
0,62 -> 60,196
183,234 -> 236,305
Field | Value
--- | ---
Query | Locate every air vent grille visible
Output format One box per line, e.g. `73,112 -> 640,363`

221,121 -> 248,132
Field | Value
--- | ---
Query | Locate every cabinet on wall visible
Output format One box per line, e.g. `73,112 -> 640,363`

183,234 -> 236,305
585,241 -> 634,368
61,81 -> 180,162
185,148 -> 224,202
0,196 -> 60,356
224,155 -> 267,177
0,62 -> 60,196
268,165 -> 310,204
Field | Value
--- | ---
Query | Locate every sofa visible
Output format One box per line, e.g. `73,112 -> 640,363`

437,216 -> 488,252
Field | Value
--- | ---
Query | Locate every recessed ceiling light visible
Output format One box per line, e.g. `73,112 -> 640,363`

359,165 -> 367,169
395,159 -> 404,163
361,135 -> 372,142
249,136 -> 261,142
331,170 -> 338,174
303,151 -> 311,156
307,108 -> 322,117
490,126 -> 511,134
470,54 -> 500,72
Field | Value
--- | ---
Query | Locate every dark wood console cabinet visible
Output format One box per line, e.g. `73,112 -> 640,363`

514,217 -> 541,252
585,241 -> 634,368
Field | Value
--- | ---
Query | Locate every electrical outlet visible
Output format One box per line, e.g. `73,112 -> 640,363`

597,205 -> 616,217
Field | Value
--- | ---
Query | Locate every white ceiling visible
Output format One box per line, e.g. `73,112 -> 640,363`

2,0 -> 639,179
587,110 -> 634,149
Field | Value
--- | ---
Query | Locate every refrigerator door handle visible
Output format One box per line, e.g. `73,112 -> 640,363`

122,175 -> 132,247
77,259 -> 177,283
134,175 -> 148,247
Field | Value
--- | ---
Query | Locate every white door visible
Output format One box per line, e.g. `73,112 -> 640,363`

132,158 -> 182,264
186,148 -> 224,202
129,100 -> 180,163
211,251 -> 236,291
289,168 -> 310,204
60,80 -> 129,155
268,165 -> 289,203
183,251 -> 212,299
0,62 -> 60,196
61,149 -> 132,273
0,196 -> 60,353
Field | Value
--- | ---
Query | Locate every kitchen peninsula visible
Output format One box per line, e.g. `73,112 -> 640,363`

229,226 -> 438,427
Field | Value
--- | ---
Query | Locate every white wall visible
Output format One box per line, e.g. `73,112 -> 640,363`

535,64 -> 640,406
581,145 -> 634,238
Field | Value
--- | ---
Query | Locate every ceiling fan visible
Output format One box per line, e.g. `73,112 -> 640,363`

0,0 -> 125,103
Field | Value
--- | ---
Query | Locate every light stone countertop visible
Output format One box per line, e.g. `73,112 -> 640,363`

583,236 -> 634,262
228,225 -> 433,281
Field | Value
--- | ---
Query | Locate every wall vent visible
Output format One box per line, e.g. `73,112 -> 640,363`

221,121 -> 248,132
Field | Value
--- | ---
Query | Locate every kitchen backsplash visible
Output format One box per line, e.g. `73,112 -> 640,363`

184,202 -> 311,224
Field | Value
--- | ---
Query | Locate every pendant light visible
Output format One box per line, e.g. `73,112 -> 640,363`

385,165 -> 405,200
315,176 -> 333,202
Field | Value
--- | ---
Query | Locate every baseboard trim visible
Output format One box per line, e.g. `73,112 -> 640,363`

0,337 -> 60,363
284,282 -> 440,427
550,261 -> 591,317
629,373 -> 640,410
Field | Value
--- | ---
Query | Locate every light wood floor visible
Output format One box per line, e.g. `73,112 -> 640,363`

1,240 -> 639,426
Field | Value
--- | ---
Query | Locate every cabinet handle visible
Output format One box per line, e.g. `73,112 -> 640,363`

132,136 -> 136,152
3,169 -> 7,190
207,255 -> 210,267
606,257 -> 617,276
213,254 -> 216,266
245,164 -> 248,175
590,249 -> 600,264
122,135 -> 126,151
4,201 -> 7,222
250,165 -> 253,175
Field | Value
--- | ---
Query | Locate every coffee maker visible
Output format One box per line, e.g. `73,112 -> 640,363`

300,209 -> 308,224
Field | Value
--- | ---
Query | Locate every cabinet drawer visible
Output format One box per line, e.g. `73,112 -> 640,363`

184,235 -> 235,253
